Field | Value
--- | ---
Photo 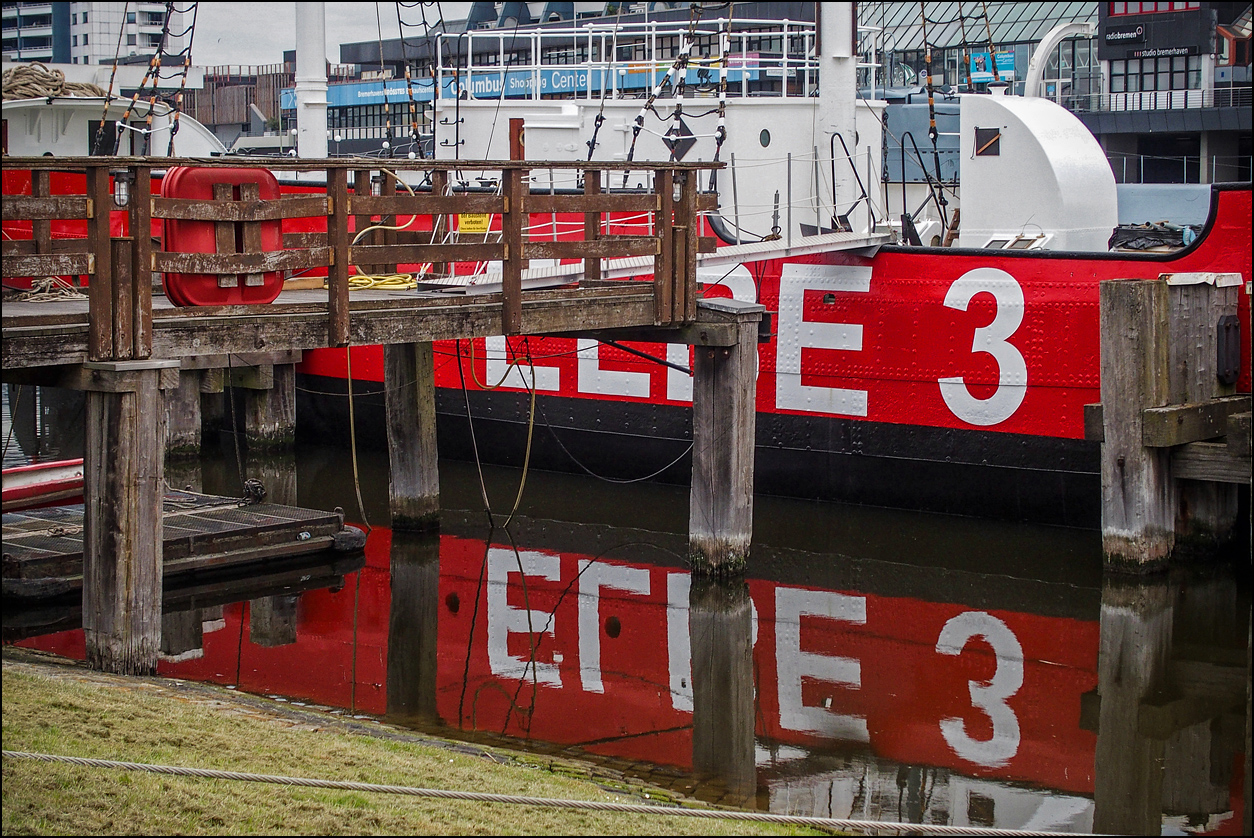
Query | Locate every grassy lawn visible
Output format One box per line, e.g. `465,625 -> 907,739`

3,648 -> 826,836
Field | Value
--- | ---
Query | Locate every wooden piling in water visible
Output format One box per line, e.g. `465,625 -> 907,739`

1098,279 -> 1176,569
688,298 -> 765,577
385,342 -> 440,531
241,363 -> 297,450
1164,275 -> 1240,554
1095,274 -> 1250,571
165,368 -> 204,458
82,359 -> 180,675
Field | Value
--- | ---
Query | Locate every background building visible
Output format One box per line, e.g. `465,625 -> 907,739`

2,2 -> 186,65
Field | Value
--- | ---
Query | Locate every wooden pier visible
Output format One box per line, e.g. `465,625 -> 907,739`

2,156 -> 762,674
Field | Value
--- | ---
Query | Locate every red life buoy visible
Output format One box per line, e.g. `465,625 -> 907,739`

161,166 -> 283,306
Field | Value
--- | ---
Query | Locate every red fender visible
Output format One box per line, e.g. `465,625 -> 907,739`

161,167 -> 283,306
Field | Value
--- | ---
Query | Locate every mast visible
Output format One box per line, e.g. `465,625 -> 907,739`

295,1 -> 329,159
816,1 -> 861,233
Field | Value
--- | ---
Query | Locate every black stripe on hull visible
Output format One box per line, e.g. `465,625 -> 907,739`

296,373 -> 1101,529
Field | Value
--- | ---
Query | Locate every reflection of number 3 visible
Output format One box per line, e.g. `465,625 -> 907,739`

936,611 -> 1024,768
939,268 -> 1027,426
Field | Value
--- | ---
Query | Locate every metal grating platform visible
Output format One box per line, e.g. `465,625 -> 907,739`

3,489 -> 348,585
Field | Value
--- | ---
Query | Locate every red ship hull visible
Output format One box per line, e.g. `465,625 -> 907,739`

295,185 -> 1251,525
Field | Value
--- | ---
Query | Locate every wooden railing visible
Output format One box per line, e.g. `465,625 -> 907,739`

2,157 -> 719,363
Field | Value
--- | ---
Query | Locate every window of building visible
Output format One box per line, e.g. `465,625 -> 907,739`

127,34 -> 136,45
72,56 -> 77,63
82,12 -> 87,23
1109,54 -> 1199,91
72,34 -> 77,46
82,33 -> 87,44
126,11 -> 135,23
71,12 -> 76,24
1108,2 -> 1200,14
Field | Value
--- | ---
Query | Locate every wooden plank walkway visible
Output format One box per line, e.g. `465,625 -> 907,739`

3,282 -> 665,369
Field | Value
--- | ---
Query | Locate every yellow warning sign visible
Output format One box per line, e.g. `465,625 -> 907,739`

458,213 -> 491,234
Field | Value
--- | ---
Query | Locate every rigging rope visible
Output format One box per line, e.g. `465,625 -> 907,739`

166,2 -> 198,155
980,0 -> 1002,83
376,2 -> 395,158
396,2 -> 425,158
585,0 -> 627,161
622,1 -> 706,186
112,3 -> 179,154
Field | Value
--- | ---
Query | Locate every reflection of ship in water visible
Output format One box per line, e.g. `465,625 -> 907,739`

11,455 -> 1248,834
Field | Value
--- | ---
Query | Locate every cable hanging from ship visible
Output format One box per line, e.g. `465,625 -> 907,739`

918,1 -> 949,230
956,1 -> 971,92
92,1 -> 130,155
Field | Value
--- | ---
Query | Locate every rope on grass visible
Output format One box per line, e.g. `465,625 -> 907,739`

2,750 -> 1094,836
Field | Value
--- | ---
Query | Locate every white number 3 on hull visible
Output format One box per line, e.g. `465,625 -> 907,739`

939,268 -> 1028,426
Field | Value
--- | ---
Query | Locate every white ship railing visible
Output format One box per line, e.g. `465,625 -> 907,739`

436,18 -> 819,101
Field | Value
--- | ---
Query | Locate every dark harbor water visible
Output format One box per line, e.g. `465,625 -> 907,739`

3,386 -> 1250,835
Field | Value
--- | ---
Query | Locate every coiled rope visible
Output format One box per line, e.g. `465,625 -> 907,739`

1,751 -> 1089,836
2,63 -> 108,100
3,276 -> 87,302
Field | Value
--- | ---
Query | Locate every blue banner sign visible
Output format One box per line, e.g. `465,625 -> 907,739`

282,65 -> 754,110
966,51 -> 1015,84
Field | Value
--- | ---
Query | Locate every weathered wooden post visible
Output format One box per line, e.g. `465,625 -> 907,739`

166,367 -> 230,491
1163,273 -> 1240,554
80,210 -> 180,674
327,167 -> 351,347
164,368 -> 204,458
1098,279 -> 1176,569
501,165 -> 527,335
82,358 -> 180,675
384,342 -> 440,531
689,298 -> 765,577
240,362 -> 297,450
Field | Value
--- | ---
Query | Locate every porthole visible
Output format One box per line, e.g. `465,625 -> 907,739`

760,129 -> 771,147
